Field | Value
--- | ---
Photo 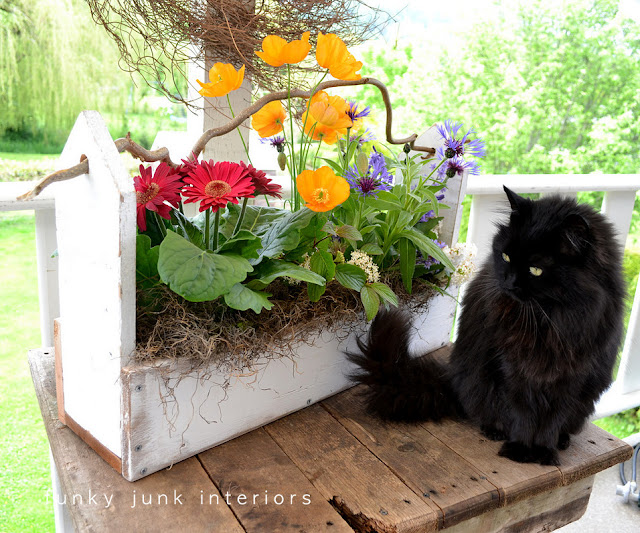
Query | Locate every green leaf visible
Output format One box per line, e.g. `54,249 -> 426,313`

217,230 -> 262,259
136,234 -> 160,289
308,250 -> 335,302
335,263 -> 367,291
360,242 -> 383,255
253,208 -> 316,265
254,260 -> 325,286
320,158 -> 344,175
398,237 -> 416,294
370,282 -> 399,307
158,231 -> 253,302
335,224 -> 363,242
322,220 -> 338,236
142,210 -> 168,247
365,190 -> 403,211
223,283 -> 273,313
217,204 -> 285,239
400,228 -> 454,270
170,209 -> 204,249
360,285 -> 380,321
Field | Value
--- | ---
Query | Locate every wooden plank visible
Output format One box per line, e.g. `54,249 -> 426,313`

265,403 -> 439,533
442,476 -> 593,533
420,418 -> 562,506
29,348 -> 244,533
55,110 -> 136,457
557,423 -> 633,485
199,427 -> 353,532
323,386 -> 500,529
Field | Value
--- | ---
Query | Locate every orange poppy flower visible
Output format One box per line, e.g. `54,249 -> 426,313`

316,32 -> 363,81
302,91 -> 353,145
251,100 -> 287,138
296,166 -> 351,212
255,31 -> 311,67
197,63 -> 245,98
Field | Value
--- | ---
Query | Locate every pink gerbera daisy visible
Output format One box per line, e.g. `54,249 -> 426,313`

134,163 -> 183,231
182,160 -> 255,212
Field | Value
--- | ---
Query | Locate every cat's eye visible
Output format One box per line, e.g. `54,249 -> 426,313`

502,253 -> 510,263
530,266 -> 543,277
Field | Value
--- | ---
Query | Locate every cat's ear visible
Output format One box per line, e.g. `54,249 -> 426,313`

503,186 -> 527,211
561,213 -> 591,255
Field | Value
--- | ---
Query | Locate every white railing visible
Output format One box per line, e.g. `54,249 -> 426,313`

466,174 -> 640,420
3,173 -> 640,420
0,181 -> 58,347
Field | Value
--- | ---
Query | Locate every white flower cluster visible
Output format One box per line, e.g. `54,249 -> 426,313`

444,242 -> 477,285
347,250 -> 380,283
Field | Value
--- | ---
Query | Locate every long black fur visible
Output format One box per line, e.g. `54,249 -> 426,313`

349,187 -> 625,466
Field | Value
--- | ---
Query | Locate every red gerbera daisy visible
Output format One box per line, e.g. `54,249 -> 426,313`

239,161 -> 283,199
134,163 -> 183,231
182,160 -> 255,212
175,154 -> 200,180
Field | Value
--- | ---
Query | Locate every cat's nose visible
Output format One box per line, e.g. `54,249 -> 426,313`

504,273 -> 518,290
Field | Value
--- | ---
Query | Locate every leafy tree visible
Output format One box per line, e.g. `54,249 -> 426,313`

356,0 -> 640,175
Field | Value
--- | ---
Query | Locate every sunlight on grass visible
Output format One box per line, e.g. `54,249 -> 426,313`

0,212 -> 54,532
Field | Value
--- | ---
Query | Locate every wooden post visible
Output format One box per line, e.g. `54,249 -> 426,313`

34,207 -> 59,347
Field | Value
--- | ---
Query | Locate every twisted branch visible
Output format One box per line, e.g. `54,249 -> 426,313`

18,78 -> 436,201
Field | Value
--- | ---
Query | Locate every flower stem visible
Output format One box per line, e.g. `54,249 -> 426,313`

212,209 -> 221,251
313,142 -> 322,170
227,95 -> 252,165
204,209 -> 211,250
286,65 -> 298,210
233,197 -> 249,236
153,211 -> 167,238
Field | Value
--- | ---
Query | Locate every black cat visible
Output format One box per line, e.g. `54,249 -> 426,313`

349,186 -> 625,465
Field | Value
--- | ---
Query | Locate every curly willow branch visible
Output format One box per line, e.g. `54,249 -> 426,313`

17,78 -> 436,201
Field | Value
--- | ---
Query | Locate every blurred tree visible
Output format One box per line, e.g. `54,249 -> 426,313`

356,0 -> 640,175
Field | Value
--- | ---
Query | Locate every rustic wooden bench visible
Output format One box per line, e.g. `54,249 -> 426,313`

30,346 -> 632,532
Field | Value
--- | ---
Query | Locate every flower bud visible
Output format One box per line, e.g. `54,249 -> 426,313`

445,147 -> 456,159
277,152 -> 287,171
446,167 -> 456,178
334,250 -> 345,263
403,143 -> 412,154
355,151 -> 369,175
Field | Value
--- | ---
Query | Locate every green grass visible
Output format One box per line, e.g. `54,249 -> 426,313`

0,153 -> 57,162
0,212 -> 54,532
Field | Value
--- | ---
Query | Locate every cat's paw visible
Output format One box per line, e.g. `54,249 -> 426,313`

557,433 -> 571,451
481,425 -> 508,441
498,441 -> 560,466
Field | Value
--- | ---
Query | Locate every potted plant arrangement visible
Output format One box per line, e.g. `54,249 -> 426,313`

22,31 -> 483,481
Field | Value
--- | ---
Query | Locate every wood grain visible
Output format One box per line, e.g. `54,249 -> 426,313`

29,349 -> 244,533
323,387 -> 500,529
265,404 -> 439,533
199,427 -> 353,532
54,318 -> 65,425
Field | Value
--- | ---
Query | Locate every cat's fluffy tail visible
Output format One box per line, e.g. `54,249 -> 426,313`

348,308 -> 461,422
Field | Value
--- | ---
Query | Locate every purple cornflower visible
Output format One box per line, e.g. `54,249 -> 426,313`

417,240 -> 447,268
433,147 -> 481,179
345,148 -> 393,197
357,128 -> 376,146
260,135 -> 286,152
420,210 -> 436,222
346,101 -> 371,124
437,119 -> 486,158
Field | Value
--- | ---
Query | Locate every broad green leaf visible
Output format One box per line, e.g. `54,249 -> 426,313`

335,224 -> 363,242
286,213 -> 329,261
360,285 -> 380,321
224,283 -> 273,313
370,282 -> 399,307
217,204 -> 286,239
335,263 -> 367,291
320,158 -> 344,175
322,220 -> 338,236
308,250 -> 335,302
158,231 -> 252,302
170,209 -> 204,249
253,208 -> 316,265
217,230 -> 261,259
399,228 -> 454,270
398,237 -> 416,294
136,234 -> 160,289
254,260 -> 325,286
360,242 -> 383,255
365,190 -> 403,211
